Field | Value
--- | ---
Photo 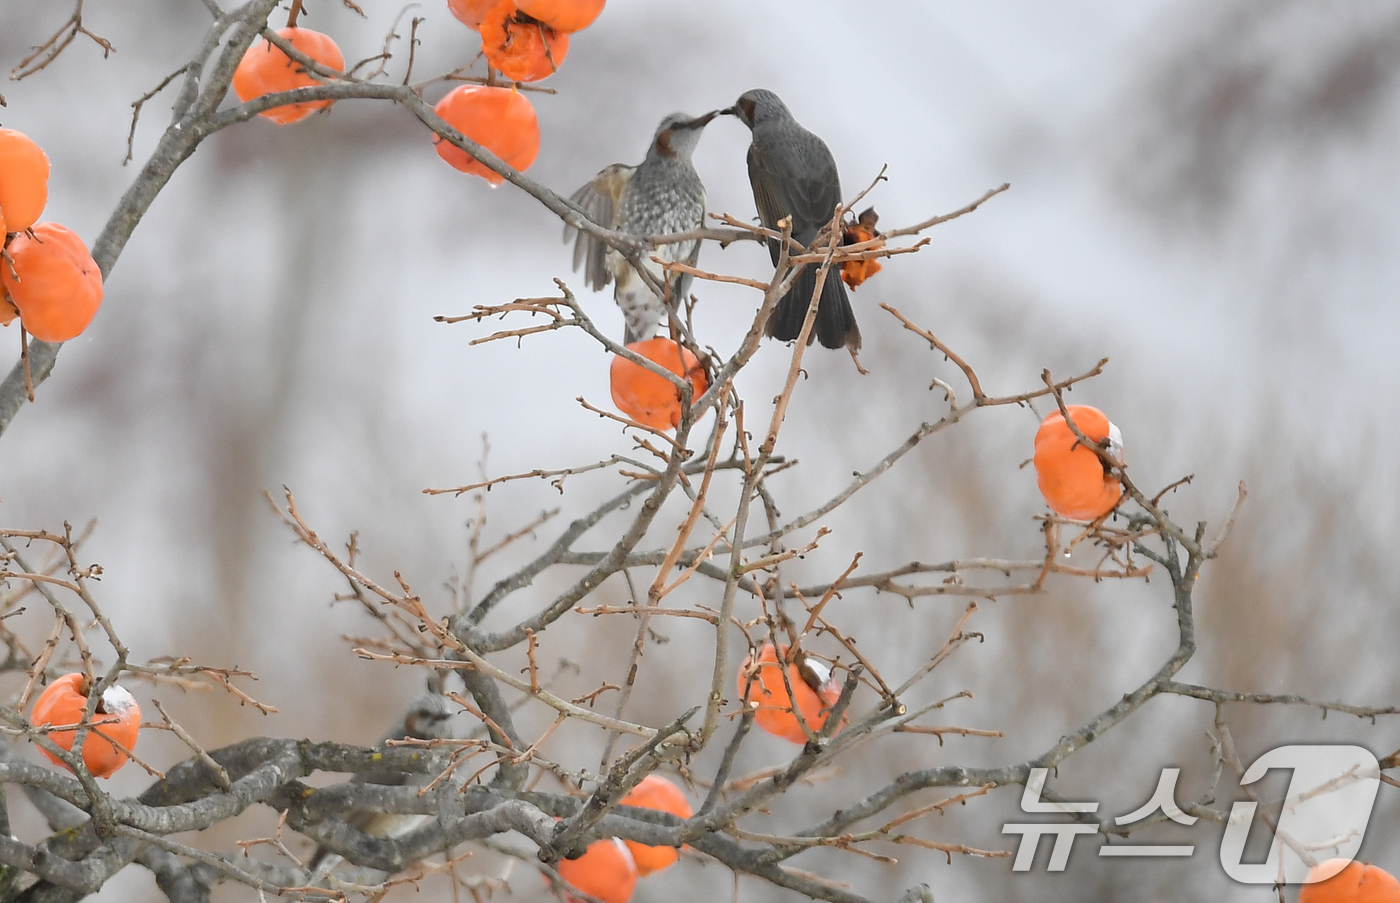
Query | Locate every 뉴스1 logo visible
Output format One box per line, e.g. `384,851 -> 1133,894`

1002,745 -> 1380,883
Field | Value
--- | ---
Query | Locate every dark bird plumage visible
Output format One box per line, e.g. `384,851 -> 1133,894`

726,89 -> 860,351
564,111 -> 719,343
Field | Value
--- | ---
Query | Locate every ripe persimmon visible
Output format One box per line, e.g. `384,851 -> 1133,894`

447,0 -> 499,28
433,85 -> 540,185
232,28 -> 345,125
515,0 -> 605,33
0,283 -> 17,327
618,774 -> 692,876
556,837 -> 637,903
840,207 -> 882,290
0,128 -> 51,234
609,338 -> 707,430
1032,404 -> 1123,522
738,643 -> 846,744
1300,859 -> 1400,903
1,223 -> 104,342
479,1 -> 570,83
30,673 -> 141,778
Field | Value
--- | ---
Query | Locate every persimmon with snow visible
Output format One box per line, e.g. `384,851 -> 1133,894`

232,28 -> 345,125
1032,404 -> 1123,522
1300,859 -> 1400,903
609,338 -> 707,430
447,0 -> 499,28
0,128 -> 51,234
433,85 -> 540,184
1,223 -> 104,342
618,774 -> 692,876
556,837 -> 637,903
515,0 -> 605,33
840,207 -> 882,290
479,1 -> 570,83
738,643 -> 846,744
30,673 -> 141,778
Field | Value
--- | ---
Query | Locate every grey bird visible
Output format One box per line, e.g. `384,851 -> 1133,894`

308,693 -> 456,876
725,89 -> 861,351
564,111 -> 719,343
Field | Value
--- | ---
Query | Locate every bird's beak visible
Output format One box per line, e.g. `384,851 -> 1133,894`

687,109 -> 720,128
719,105 -> 739,117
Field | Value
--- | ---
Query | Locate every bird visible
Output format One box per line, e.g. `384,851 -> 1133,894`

725,89 -> 861,351
308,693 -> 457,877
564,110 -> 719,344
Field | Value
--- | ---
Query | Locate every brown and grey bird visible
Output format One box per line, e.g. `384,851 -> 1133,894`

725,89 -> 860,351
308,693 -> 456,877
564,111 -> 719,343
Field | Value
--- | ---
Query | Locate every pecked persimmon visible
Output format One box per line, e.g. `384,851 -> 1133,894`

447,0 -> 499,28
479,1 -> 570,83
1032,404 -> 1123,522
0,128 -> 51,234
433,85 -> 540,184
30,673 -> 141,778
840,207 -> 882,290
618,774 -> 692,876
514,0 -> 604,33
738,643 -> 846,744
1300,859 -> 1400,903
556,837 -> 637,903
609,338 -> 707,430
232,28 -> 345,125
1,223 -> 104,342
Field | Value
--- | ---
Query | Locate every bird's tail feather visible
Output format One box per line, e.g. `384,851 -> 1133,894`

767,266 -> 861,350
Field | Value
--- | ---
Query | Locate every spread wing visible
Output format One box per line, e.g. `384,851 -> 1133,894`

747,134 -> 842,262
563,163 -> 635,292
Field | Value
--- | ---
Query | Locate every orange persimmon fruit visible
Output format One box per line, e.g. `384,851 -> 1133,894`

0,211 -> 13,326
738,643 -> 846,744
479,1 -> 570,82
1300,859 -> 1400,903
556,837 -> 637,903
0,289 -> 16,328
0,128 -> 51,234
0,223 -> 104,342
433,85 -> 540,184
447,0 -> 500,28
840,207 -> 882,290
515,0 -> 605,33
232,27 -> 345,125
1032,404 -> 1123,522
30,673 -> 141,778
618,774 -> 692,876
609,338 -> 707,430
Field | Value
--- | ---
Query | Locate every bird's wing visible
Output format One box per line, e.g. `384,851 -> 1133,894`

748,133 -> 842,251
669,235 -> 699,307
564,163 -> 635,292
747,142 -> 787,265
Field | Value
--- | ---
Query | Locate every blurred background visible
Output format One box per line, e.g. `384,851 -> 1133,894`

2,0 -> 1399,900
